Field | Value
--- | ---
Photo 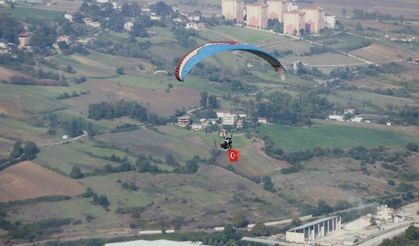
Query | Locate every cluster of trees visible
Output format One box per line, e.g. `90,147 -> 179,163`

296,66 -> 328,79
121,181 -> 138,191
201,224 -> 241,245
264,137 -> 412,172
0,140 -> 39,172
7,218 -> 73,240
307,199 -> 352,216
272,49 -> 293,58
173,157 -> 199,173
136,154 -> 201,174
329,62 -> 406,81
305,46 -> 334,56
254,91 -> 333,126
8,140 -> 39,163
381,225 -> 419,246
103,162 -> 134,174
359,62 -> 407,76
27,19 -> 61,54
81,187 -> 110,209
352,9 -> 399,21
393,105 -> 419,126
370,87 -> 409,98
341,39 -> 373,52
267,19 -> 283,33
88,100 -> 162,125
262,176 -> 274,192
6,69 -> 66,86
77,1 -> 174,37
135,155 -> 162,173
172,26 -> 198,48
56,90 -> 89,100
200,92 -> 218,110
0,51 -> 35,73
79,2 -> 150,33
88,37 -> 155,61
150,1 -> 174,18
0,14 -> 24,44
70,166 -> 84,179
46,115 -> 96,137
58,41 -> 90,56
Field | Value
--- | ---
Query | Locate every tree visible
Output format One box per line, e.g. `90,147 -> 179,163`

30,22 -> 57,52
200,92 -> 208,109
387,179 -> 396,186
407,142 -> 418,152
267,19 -> 283,33
86,122 -> 96,137
70,166 -> 84,179
0,15 -> 24,44
290,218 -> 302,228
185,159 -> 199,173
263,176 -> 274,192
223,224 -> 240,241
82,187 -> 96,198
251,222 -> 270,236
405,225 -> 419,240
173,216 -> 184,230
22,141 -> 40,160
165,154 -> 179,167
130,22 -> 149,37
97,195 -> 110,208
208,95 -> 218,109
136,156 -> 152,172
316,200 -> 333,215
232,211 -> 249,228
150,1 -> 174,18
116,67 -> 124,75
9,140 -> 23,161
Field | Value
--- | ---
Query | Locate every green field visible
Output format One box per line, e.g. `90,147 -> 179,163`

325,89 -> 415,112
330,33 -> 371,51
212,25 -> 279,44
0,6 -> 64,19
258,124 -> 418,152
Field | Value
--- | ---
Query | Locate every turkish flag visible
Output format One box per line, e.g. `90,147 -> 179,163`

228,149 -> 240,163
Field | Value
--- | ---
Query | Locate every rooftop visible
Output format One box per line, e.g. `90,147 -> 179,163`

288,216 -> 339,231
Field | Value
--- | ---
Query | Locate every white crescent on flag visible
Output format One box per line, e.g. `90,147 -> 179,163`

229,151 -> 236,160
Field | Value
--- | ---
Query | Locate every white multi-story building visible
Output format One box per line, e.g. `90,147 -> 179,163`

267,0 -> 285,22
246,3 -> 269,29
324,15 -> 336,29
222,0 -> 244,22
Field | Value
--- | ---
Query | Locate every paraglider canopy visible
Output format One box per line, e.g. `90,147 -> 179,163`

175,41 -> 285,82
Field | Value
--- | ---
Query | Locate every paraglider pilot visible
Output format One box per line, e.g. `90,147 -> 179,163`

220,134 -> 233,151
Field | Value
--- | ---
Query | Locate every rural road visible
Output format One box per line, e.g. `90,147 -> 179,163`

38,131 -> 88,148
357,223 -> 419,246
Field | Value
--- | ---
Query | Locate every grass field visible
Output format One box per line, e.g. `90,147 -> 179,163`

0,161 -> 84,202
258,124 -> 418,152
212,26 -> 280,44
329,33 -> 371,52
0,117 -> 52,145
323,89 -> 416,113
0,83 -> 68,119
0,6 -> 64,19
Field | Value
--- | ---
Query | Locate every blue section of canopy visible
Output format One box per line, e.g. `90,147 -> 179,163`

176,42 -> 284,81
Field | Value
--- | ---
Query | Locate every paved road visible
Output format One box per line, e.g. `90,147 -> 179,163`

357,223 -> 418,246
